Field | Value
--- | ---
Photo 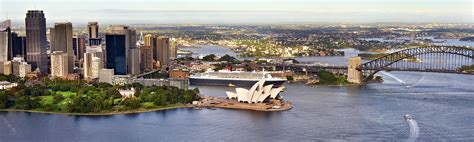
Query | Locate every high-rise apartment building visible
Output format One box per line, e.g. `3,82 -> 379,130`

11,57 -> 31,77
50,51 -> 69,77
18,63 -> 32,78
91,57 -> 102,78
25,10 -> 48,73
0,61 -> 12,75
83,52 -> 102,79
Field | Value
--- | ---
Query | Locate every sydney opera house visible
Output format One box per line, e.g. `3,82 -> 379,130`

226,79 -> 284,104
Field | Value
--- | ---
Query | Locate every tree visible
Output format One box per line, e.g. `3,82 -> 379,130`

105,88 -> 122,99
53,93 -> 65,104
202,54 -> 216,61
243,64 -> 254,71
122,97 -> 141,110
0,91 -> 8,109
218,54 -> 237,62
182,91 -> 195,104
131,83 -> 144,91
14,96 -> 39,110
0,74 -> 8,81
97,82 -> 113,89
286,76 -> 294,81
317,70 -> 337,84
154,93 -> 169,106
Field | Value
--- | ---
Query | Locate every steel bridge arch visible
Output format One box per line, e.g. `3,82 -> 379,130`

358,46 -> 474,81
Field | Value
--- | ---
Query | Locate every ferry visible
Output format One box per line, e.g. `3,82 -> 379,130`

189,70 -> 287,87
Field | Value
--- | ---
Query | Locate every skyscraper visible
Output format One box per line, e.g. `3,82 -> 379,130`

105,25 -> 138,75
88,22 -> 101,46
88,22 -> 99,39
169,38 -> 177,60
129,48 -> 141,75
0,27 -> 10,62
0,20 -> 12,62
142,34 -> 155,71
73,36 -> 86,60
144,34 -> 154,47
91,57 -> 102,78
156,36 -> 170,67
140,47 -> 153,71
0,20 -> 14,62
25,10 -> 48,73
48,28 -> 55,52
11,33 -> 27,58
52,22 -> 74,74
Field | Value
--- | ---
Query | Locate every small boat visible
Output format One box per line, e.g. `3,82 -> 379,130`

194,107 -> 202,110
228,83 -> 235,87
404,114 -> 420,139
404,114 -> 412,121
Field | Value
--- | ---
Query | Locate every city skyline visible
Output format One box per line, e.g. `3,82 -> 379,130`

0,0 -> 473,25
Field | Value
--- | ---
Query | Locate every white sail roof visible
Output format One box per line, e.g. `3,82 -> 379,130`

270,87 -> 284,99
228,80 -> 284,104
226,91 -> 237,99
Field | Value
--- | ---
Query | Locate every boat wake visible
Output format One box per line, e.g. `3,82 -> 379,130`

379,71 -> 406,85
405,75 -> 425,88
404,114 -> 420,141
1,117 -> 16,134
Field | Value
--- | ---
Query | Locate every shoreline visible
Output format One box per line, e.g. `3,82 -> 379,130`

0,98 -> 293,116
0,104 -> 191,116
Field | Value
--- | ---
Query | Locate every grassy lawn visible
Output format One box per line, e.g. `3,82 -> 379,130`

38,96 -> 53,106
35,91 -> 77,112
58,98 -> 72,111
142,102 -> 156,108
56,91 -> 77,97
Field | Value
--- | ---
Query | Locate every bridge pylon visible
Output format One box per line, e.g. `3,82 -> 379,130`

348,56 -> 362,84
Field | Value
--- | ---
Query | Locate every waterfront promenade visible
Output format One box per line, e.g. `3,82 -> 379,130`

197,96 -> 292,112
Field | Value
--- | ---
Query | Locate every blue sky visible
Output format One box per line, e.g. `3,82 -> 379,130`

0,0 -> 472,24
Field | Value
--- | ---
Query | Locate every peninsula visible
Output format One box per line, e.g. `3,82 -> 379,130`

0,76 -> 200,115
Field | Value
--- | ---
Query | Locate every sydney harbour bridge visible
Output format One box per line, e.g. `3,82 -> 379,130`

269,46 -> 474,84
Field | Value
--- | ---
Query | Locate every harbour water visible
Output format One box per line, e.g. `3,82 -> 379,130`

1,72 -> 473,141
1,41 -> 474,141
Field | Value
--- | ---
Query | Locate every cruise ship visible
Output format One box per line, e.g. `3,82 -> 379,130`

189,70 -> 287,87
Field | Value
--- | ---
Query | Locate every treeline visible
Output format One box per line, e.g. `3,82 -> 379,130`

0,78 -> 200,113
315,70 -> 351,85
202,54 -> 239,63
458,65 -> 474,73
